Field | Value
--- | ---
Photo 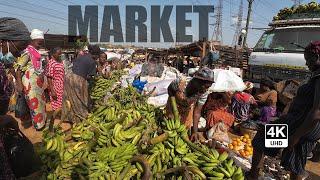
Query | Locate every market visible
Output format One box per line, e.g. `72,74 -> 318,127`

0,1 -> 320,180
69,5 -> 214,43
